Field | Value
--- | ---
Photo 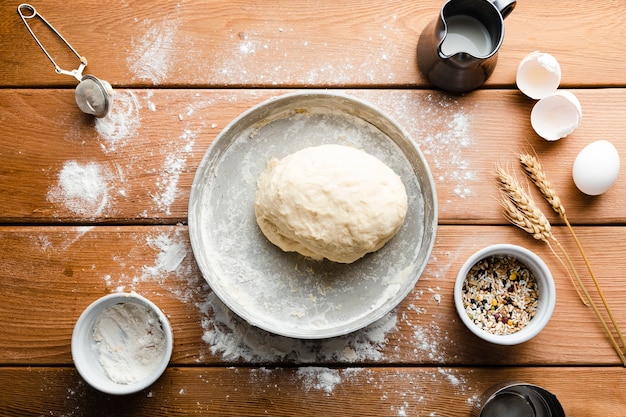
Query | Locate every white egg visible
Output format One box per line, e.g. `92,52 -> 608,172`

572,140 -> 620,195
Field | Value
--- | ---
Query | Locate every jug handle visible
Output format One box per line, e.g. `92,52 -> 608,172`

491,0 -> 516,19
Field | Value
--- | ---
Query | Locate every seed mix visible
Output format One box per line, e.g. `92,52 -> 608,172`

462,255 -> 539,335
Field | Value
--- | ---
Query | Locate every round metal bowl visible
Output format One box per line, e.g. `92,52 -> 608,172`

188,91 -> 437,339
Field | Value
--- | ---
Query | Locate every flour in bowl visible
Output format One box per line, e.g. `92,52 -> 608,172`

92,302 -> 166,384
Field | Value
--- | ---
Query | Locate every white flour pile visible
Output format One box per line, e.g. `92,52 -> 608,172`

47,161 -> 110,217
93,302 -> 166,384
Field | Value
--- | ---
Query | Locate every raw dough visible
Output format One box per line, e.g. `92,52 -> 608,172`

254,144 -> 408,263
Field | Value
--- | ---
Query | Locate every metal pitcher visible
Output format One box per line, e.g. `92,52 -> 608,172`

417,0 -> 516,93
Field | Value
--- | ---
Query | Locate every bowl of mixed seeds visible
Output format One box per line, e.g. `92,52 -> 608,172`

454,244 -> 556,345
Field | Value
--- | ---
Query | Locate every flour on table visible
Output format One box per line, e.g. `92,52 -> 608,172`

127,19 -> 179,84
145,90 -> 157,112
198,291 -> 397,364
95,90 -> 141,152
423,111 -> 475,199
152,128 -> 196,215
208,14 -> 405,87
296,367 -> 343,395
359,92 -> 477,202
99,228 -> 478,407
412,323 -> 446,363
143,233 -> 188,278
107,229 -> 207,305
47,161 -> 110,217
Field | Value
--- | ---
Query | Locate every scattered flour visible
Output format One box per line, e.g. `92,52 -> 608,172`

95,90 -> 141,152
296,367 -> 343,395
198,291 -> 398,364
47,161 -> 110,217
435,113 -> 475,198
152,128 -> 196,215
359,92 -> 477,202
208,14 -> 407,86
60,226 -> 95,250
98,227 -> 478,409
142,233 -> 188,278
412,323 -> 448,363
394,401 -> 410,416
30,226 -> 94,253
127,19 -> 178,84
103,228 -> 208,306
417,101 -> 476,200
145,90 -> 157,112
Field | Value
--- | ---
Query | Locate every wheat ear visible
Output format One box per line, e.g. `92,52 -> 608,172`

496,166 -> 587,304
520,153 -> 626,352
498,164 -> 626,365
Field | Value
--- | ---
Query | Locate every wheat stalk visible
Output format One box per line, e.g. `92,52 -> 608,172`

519,154 -> 566,217
496,167 -> 552,240
496,165 -> 626,366
520,153 -> 626,354
496,167 -> 586,302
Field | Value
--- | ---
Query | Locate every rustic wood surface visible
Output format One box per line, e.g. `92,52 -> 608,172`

1,0 -> 625,416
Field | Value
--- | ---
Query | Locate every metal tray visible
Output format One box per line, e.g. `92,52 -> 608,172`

188,91 -> 437,339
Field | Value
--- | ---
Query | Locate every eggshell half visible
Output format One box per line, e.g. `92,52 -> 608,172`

531,91 -> 582,141
516,51 -> 562,100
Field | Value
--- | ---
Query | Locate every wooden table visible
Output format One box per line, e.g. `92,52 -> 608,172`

1,1 -> 626,415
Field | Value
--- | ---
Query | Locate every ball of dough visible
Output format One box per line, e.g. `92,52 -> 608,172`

254,144 -> 408,263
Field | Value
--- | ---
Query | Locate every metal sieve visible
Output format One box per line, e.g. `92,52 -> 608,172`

18,4 -> 112,118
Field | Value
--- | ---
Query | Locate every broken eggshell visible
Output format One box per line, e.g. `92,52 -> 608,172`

530,91 -> 582,141
516,51 -> 561,100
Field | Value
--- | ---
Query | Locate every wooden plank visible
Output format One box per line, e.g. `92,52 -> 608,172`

1,225 -> 625,366
1,88 -> 626,224
2,1 -> 626,88
0,366 -> 623,416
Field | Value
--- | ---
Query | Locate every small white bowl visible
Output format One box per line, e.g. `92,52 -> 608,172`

516,51 -> 561,100
72,292 -> 173,395
454,244 -> 556,345
531,91 -> 582,141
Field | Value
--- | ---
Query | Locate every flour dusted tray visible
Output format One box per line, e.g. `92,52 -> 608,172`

188,92 -> 437,339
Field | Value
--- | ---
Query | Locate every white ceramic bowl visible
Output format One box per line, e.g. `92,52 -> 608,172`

71,292 -> 173,395
516,51 -> 561,100
454,244 -> 556,345
531,90 -> 582,141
